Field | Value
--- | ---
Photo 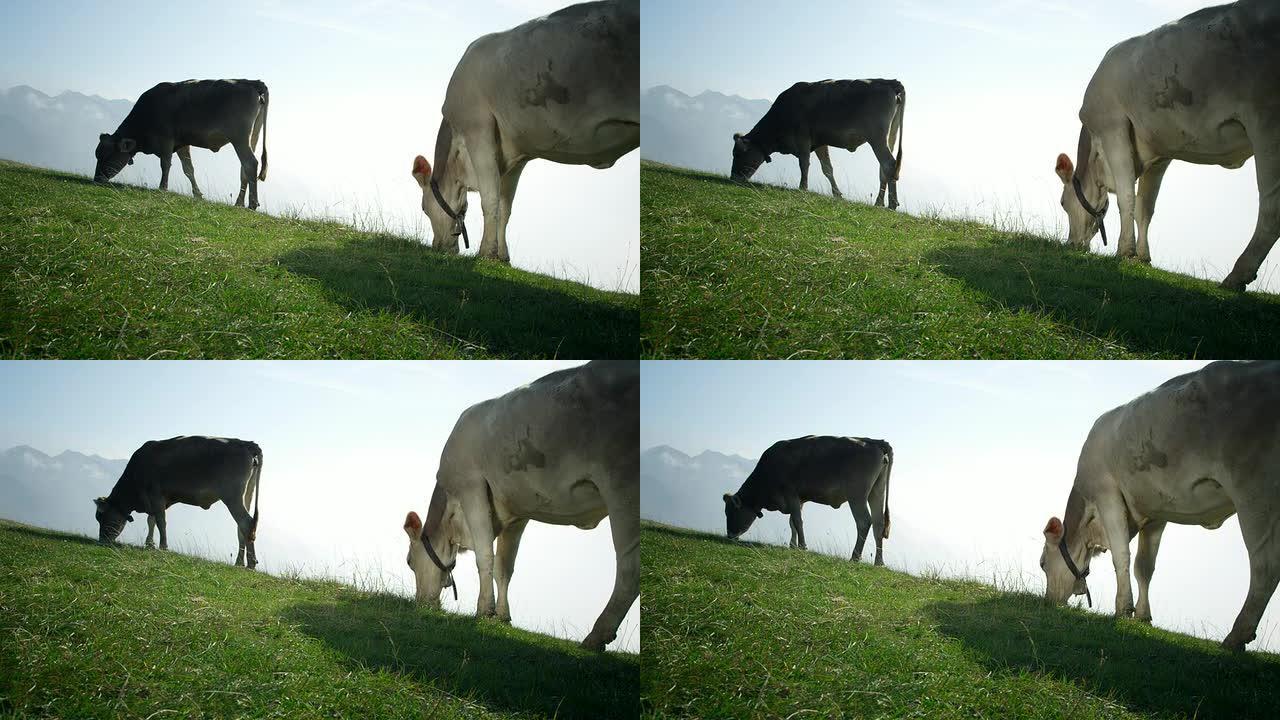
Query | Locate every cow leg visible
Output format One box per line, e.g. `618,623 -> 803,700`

1223,505 -> 1280,650
461,127 -> 508,262
815,146 -> 842,199
154,509 -> 168,550
1222,145 -> 1280,291
789,510 -> 807,550
1096,491 -> 1136,616
460,493 -> 499,617
875,169 -> 887,208
797,152 -> 810,192
496,161 -> 527,264
145,515 -> 156,549
231,140 -> 260,210
1133,520 -> 1166,622
158,151 -> 172,192
177,146 -> 202,200
1099,131 -> 1139,258
494,518 -> 529,623
582,467 -> 639,651
868,473 -> 888,567
1134,159 -> 1169,264
869,138 -> 899,210
227,502 -> 255,569
849,502 -> 871,561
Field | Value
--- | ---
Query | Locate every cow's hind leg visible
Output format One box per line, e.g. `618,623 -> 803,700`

1223,505 -> 1280,650
1134,159 -> 1169,264
231,140 -> 260,210
850,502 -> 871,561
868,472 -> 888,566
494,518 -> 529,623
582,465 -> 639,651
1133,520 -> 1166,622
869,138 -> 899,210
815,146 -> 842,199
177,146 -> 203,200
145,515 -> 156,549
1222,143 -> 1280,291
227,502 -> 256,569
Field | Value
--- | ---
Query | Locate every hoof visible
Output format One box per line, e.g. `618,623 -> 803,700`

580,632 -> 611,652
497,614 -> 512,625
1220,276 -> 1249,292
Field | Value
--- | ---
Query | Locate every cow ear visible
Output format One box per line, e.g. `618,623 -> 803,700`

118,138 -> 137,153
411,155 -> 432,188
404,511 -> 423,536
93,497 -> 105,508
99,133 -> 111,142
1055,153 -> 1073,183
1043,516 -> 1064,542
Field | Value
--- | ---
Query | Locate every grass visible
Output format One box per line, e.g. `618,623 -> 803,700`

0,161 -> 637,358
640,162 -> 1280,359
640,522 -> 1280,719
0,520 -> 637,719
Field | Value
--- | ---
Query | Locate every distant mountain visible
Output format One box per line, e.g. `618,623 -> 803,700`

0,445 -> 128,536
641,445 -> 757,534
0,85 -> 135,177
641,85 -> 772,177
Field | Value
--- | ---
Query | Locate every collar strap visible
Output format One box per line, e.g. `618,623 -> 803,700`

1058,536 -> 1092,608
420,527 -> 458,601
430,178 -> 469,249
1072,175 -> 1108,247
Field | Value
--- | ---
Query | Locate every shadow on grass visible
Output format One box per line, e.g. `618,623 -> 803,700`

642,521 -> 780,551
926,240 -> 1280,358
0,521 -> 99,547
930,595 -> 1280,718
282,594 -> 637,720
277,237 -> 637,359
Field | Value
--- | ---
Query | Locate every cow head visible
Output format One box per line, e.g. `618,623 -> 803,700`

1040,515 -> 1108,604
730,133 -> 770,182
723,492 -> 763,539
93,133 -> 138,183
93,496 -> 133,543
403,510 -> 459,608
1054,145 -> 1109,249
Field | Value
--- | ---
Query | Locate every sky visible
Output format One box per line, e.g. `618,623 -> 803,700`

640,0 -> 1280,293
641,359 -> 1280,653
0,360 -> 639,653
0,0 -> 638,293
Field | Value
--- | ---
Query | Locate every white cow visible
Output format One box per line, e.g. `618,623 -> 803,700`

402,360 -> 638,651
1053,1 -> 1280,290
410,0 -> 639,262
1040,361 -> 1280,651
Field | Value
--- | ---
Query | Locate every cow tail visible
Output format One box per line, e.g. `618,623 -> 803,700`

257,85 -> 269,182
892,87 -> 904,181
250,450 -> 262,535
881,447 -> 892,540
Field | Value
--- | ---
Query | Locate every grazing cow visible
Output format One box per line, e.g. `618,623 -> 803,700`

723,435 -> 893,565
94,79 -> 269,210
1040,361 -> 1280,651
730,79 -> 905,209
94,436 -> 263,568
402,360 -> 638,650
410,0 -> 639,262
1053,1 -> 1280,290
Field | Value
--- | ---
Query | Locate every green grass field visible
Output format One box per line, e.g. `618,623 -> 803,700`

641,162 -> 1280,359
640,522 -> 1280,720
0,161 -> 637,358
0,520 -> 637,719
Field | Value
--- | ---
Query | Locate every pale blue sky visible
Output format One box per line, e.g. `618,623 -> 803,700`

0,360 -> 638,652
640,0 -> 1277,292
641,360 -> 1280,651
0,0 -> 638,292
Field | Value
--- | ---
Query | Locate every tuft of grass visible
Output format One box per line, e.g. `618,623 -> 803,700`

0,520 -> 637,719
0,161 -> 637,359
640,521 -> 1280,719
640,162 -> 1280,359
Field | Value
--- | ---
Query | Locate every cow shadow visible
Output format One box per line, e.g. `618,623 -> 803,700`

281,594 -> 637,720
0,522 -> 99,547
276,237 -> 638,358
925,239 -> 1280,358
928,595 -> 1280,718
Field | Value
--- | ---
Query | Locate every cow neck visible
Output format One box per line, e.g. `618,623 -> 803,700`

1072,127 -> 1109,245
106,484 -> 143,513
1059,489 -> 1093,607
419,526 -> 458,601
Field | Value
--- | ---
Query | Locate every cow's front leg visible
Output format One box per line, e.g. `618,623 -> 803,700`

1224,507 -> 1280,650
494,519 -> 528,623
154,509 -> 168,550
461,499 -> 499,617
1097,494 -> 1135,616
177,146 -> 203,200
797,152 -> 810,191
1133,520 -> 1166,622
789,510 -> 806,550
1134,159 -> 1169,264
145,515 -> 156,549
495,161 -> 527,265
158,151 -> 173,191
815,146 -> 842,199
582,468 -> 639,651
850,502 -> 871,561
1099,132 -> 1139,258
462,129 -> 508,262
231,140 -> 260,210
1222,147 -> 1280,291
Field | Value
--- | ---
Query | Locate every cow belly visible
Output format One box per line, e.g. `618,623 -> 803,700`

1125,470 -> 1236,528
492,471 -> 607,528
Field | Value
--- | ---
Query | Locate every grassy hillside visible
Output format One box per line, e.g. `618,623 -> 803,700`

641,162 -> 1280,359
641,522 -> 1280,720
0,520 -> 637,719
0,161 -> 637,358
